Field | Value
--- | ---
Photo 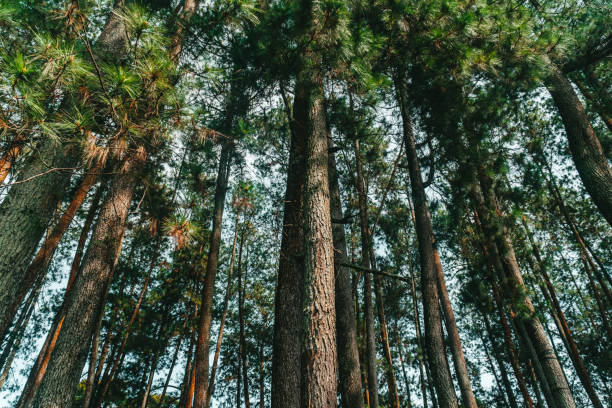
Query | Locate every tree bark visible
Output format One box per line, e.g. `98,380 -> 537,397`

544,59 -> 612,227
395,76 -> 458,408
192,137 -> 233,408
328,138 -> 363,408
271,81 -> 306,408
299,80 -> 337,408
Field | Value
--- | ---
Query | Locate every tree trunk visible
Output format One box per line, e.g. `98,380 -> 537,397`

352,138 -> 379,408
271,81 -> 306,408
0,132 -> 27,184
239,227 -> 251,408
480,332 -> 508,407
544,59 -> 612,227
159,325 -> 186,408
82,285 -> 106,408
258,340 -> 265,408
299,80 -> 337,408
432,248 -> 477,408
141,325 -> 163,408
409,262 -> 428,408
328,139 -> 363,408
22,152 -> 145,408
481,312 -> 519,408
395,76 -> 458,408
393,325 -> 413,408
473,175 -> 576,408
192,137 -> 233,408
206,212 -> 241,408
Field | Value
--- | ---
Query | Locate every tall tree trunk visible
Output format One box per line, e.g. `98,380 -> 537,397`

238,227 -> 251,408
409,263 -> 428,408
544,59 -> 612,227
432,249 -> 477,408
473,175 -> 576,408
193,137 -> 233,408
82,285 -> 106,408
179,325 -> 196,408
393,325 -> 413,408
206,212 -> 241,408
160,324 -> 186,408
21,151 -> 145,408
353,138 -> 379,408
328,139 -> 363,408
258,340 -> 265,408
522,220 -> 604,408
0,1 -> 128,345
141,325 -> 163,408
271,82 -> 306,408
481,312 -> 519,408
480,332 -> 509,407
395,76 -> 458,408
299,79 -> 337,407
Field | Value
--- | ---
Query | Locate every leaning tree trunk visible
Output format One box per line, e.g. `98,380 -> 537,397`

299,79 -> 337,408
192,138 -> 233,408
353,138 -> 379,408
544,59 -> 612,228
22,152 -> 146,408
395,76 -> 459,408
474,174 -> 577,408
328,138 -> 364,408
0,0 -> 128,345
271,82 -> 307,408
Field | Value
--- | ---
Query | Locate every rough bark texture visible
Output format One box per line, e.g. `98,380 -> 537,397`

474,174 -> 576,408
396,77 -> 458,408
328,139 -> 364,408
193,140 -> 233,408
353,138 -> 379,408
299,84 -> 337,408
545,60 -> 612,227
271,81 -> 306,408
26,153 -> 144,408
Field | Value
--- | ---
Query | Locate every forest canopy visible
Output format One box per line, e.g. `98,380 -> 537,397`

0,0 -> 611,407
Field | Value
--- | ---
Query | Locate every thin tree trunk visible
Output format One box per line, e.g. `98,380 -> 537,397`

271,81 -> 306,408
205,212 -> 241,408
258,340 -> 265,408
395,75 -> 458,408
83,285 -> 106,408
159,325 -> 186,408
544,58 -> 612,227
0,277 -> 41,388
481,312 -> 519,408
239,227 -> 251,408
328,138 -> 363,408
193,138 -> 233,408
353,137 -> 379,408
432,248 -> 477,408
299,80 -> 337,408
179,325 -> 196,408
393,325 -> 413,408
409,256 -> 428,408
480,332 -> 508,407
0,132 -> 27,184
141,326 -> 163,408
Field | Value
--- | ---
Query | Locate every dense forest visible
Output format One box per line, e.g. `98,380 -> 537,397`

0,0 -> 611,407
